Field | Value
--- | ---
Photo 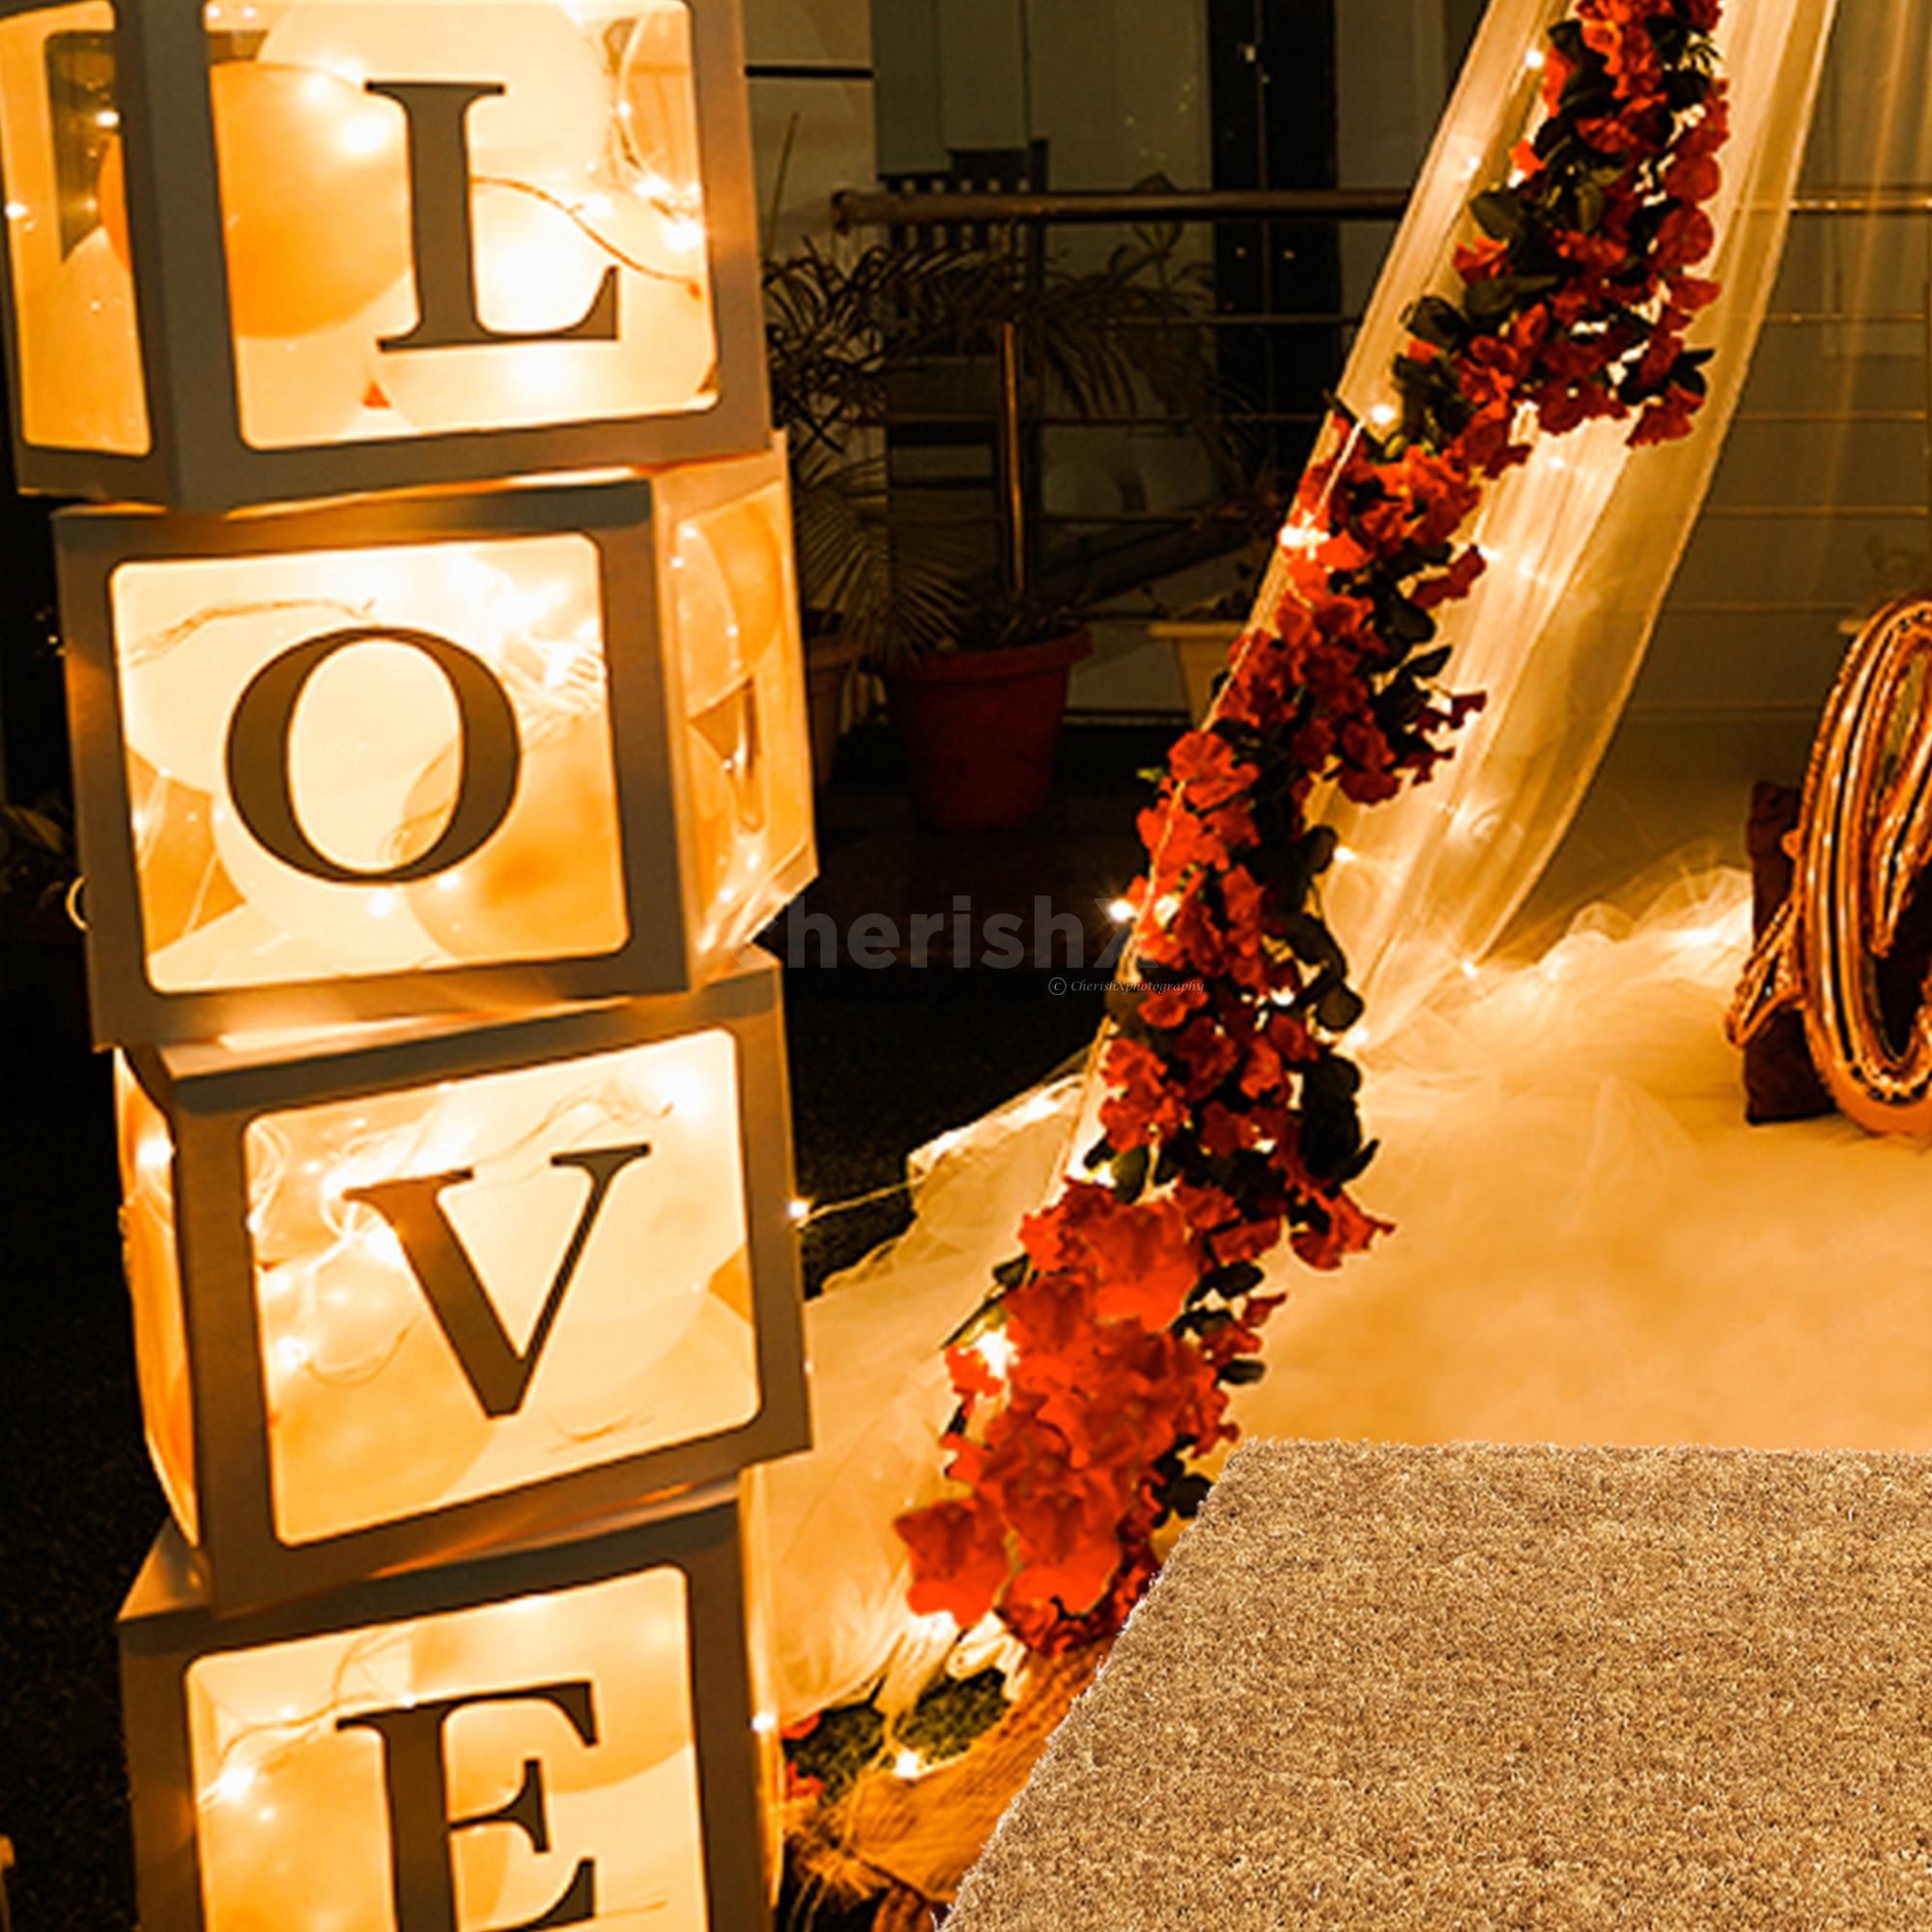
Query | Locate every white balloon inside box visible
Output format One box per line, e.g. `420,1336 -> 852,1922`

109,949 -> 809,1614
119,1488 -> 778,1932
55,445 -> 816,1044
0,0 -> 769,507
0,0 -> 152,454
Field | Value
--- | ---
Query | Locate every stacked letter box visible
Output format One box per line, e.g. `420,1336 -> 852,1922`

0,0 -> 812,1923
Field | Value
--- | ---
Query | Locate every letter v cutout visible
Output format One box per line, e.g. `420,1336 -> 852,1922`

344,1142 -> 652,1418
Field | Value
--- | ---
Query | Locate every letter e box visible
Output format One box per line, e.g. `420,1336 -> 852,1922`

119,1484 -> 778,1932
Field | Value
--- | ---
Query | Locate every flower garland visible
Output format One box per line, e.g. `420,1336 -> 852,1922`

893,0 -> 1731,1650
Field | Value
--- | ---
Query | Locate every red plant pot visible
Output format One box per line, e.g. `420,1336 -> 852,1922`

886,629 -> 1093,831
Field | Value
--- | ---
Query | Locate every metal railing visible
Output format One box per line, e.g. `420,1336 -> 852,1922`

832,185 -> 1413,599
832,180 -> 1932,621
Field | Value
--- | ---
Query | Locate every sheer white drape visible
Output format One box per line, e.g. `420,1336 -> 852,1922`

1304,0 -> 1839,1038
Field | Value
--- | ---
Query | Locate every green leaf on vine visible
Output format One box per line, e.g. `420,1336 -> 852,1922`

1405,294 -> 1468,352
1317,982 -> 1367,1033
1282,911 -> 1346,973
1470,188 -> 1528,243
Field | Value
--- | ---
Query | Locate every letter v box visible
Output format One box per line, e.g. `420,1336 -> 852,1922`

119,1483 -> 778,1932
0,0 -> 768,509
56,448 -> 814,1046
114,948 -> 810,1613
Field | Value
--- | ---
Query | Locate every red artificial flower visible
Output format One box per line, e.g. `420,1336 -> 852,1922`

1098,1036 -> 1190,1151
1089,1200 -> 1202,1329
1166,730 -> 1257,810
947,1340 -> 1006,1405
1653,204 -> 1716,272
1412,543 -> 1489,611
1138,979 -> 1208,1031
897,1495 -> 1012,1628
1629,383 -> 1701,446
1290,1192 -> 1396,1271
891,0 -> 1732,1663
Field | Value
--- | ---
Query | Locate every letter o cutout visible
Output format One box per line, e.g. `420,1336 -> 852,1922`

224,625 -> 522,885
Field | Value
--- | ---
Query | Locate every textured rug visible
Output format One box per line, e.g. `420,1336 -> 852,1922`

946,1438 -> 1932,1930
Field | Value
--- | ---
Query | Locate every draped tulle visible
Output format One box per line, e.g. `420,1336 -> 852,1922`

1310,0 -> 1838,1036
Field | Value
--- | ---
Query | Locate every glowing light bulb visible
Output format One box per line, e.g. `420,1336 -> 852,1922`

893,1748 -> 924,1779
664,214 -> 705,254
975,1330 -> 1016,1378
1524,46 -> 1547,70
1332,845 -> 1358,869
1370,403 -> 1398,430
205,1761 -> 259,1807
3,201 -> 28,220
1107,897 -> 1135,925
1277,521 -> 1321,554
95,108 -> 120,128
788,1198 -> 811,1226
336,108 -> 392,159
1460,958 -> 1483,982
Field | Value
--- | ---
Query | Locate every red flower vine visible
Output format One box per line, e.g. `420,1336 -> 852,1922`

895,0 -> 1730,1651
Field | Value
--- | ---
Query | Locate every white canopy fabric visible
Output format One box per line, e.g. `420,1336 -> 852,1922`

758,0 -> 1854,1725
1315,0 -> 1839,1037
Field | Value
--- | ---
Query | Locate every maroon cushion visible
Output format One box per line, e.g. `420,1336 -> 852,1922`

1743,782 -> 1833,1124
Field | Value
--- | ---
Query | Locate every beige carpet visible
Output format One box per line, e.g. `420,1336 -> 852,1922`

947,1439 -> 1932,1930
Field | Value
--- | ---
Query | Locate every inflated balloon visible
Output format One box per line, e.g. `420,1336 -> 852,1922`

16,229 -> 146,450
210,788 -> 445,979
233,314 -> 390,448
260,0 -> 611,186
126,753 -> 244,952
116,1059 -> 199,1539
686,710 -> 743,915
617,3 -> 704,197
412,1573 -> 695,1799
205,62 -> 413,339
406,710 -> 628,961
699,497 -> 791,669
145,901 -> 359,997
188,1630 -> 513,1932
375,183 -> 716,435
262,1242 -> 487,1543
672,490 -> 812,952
95,135 -> 131,269
671,514 -> 743,710
708,1245 -> 754,1322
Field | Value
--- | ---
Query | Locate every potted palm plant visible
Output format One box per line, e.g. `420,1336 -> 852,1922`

764,216 -> 1235,826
